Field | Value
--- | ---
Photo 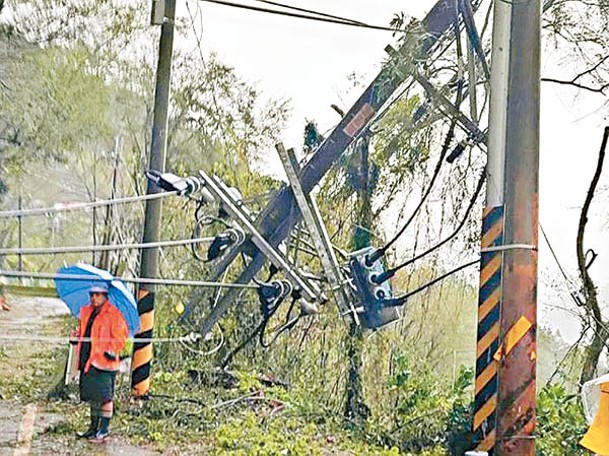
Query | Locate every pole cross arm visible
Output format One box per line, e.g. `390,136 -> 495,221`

275,144 -> 359,324
197,170 -> 324,307
410,71 -> 487,144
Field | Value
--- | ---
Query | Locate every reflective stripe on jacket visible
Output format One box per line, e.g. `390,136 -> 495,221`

76,300 -> 129,373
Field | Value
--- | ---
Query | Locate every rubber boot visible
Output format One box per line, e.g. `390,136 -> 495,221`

77,408 -> 99,439
89,417 -> 110,443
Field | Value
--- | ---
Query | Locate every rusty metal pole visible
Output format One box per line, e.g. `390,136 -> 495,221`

495,0 -> 541,452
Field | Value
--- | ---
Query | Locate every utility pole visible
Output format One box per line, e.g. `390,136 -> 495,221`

471,0 -> 540,452
345,135 -> 372,423
471,0 -> 511,451
495,0 -> 541,453
131,0 -> 176,397
92,149 -> 98,265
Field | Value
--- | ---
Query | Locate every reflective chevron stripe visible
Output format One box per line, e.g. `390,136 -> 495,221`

473,205 -> 504,453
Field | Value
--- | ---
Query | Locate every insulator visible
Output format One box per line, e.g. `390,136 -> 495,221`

145,170 -> 203,197
348,246 -> 403,330
446,142 -> 466,164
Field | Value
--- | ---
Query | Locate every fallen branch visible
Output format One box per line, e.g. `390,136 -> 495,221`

188,368 -> 291,389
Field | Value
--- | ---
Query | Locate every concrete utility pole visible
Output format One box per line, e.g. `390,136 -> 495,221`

472,0 -> 540,452
495,0 -> 541,453
471,0 -> 511,451
131,0 -> 176,397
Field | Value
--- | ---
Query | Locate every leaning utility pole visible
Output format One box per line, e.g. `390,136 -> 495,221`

131,0 -> 176,397
494,0 -> 541,453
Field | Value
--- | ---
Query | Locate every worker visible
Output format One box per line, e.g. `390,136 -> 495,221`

71,284 -> 129,443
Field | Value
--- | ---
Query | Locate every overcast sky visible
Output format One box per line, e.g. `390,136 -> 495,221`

178,0 -> 609,343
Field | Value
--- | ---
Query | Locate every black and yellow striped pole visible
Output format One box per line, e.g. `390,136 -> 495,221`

494,0 -> 540,450
131,0 -> 176,397
471,0 -> 510,449
472,0 -> 541,450
132,289 -> 155,396
473,206 -> 503,452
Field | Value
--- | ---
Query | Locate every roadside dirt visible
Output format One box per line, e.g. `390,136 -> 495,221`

0,295 -> 161,456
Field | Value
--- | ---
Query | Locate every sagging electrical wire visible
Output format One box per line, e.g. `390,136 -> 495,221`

0,191 -> 178,219
539,223 -> 589,309
199,0 -> 399,32
367,82 -> 466,265
253,279 -> 299,348
179,324 -> 225,356
0,270 -> 260,289
255,0 -> 366,26
259,293 -> 301,348
372,167 -> 486,284
191,199 -> 229,262
0,237 -> 215,256
366,258 -> 480,337
220,281 -> 302,367
383,258 -> 480,307
366,6 -> 469,268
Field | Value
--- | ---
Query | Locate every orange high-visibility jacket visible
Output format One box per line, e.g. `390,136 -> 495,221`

76,300 -> 129,373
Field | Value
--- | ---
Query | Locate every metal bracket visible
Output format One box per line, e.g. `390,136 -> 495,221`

150,0 -> 166,25
275,144 -> 359,324
198,170 -> 323,305
411,71 -> 488,145
480,244 -> 537,254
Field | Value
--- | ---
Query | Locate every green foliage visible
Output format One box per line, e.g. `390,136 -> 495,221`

0,45 -> 113,169
370,356 -> 473,454
537,384 -> 589,456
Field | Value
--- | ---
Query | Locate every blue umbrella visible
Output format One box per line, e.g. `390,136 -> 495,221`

54,263 -> 140,336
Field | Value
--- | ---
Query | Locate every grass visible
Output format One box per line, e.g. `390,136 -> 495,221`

0,307 -> 408,455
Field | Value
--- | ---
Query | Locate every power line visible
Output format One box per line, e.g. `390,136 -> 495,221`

254,0 -> 365,25
199,0 -> 398,32
539,223 -> 575,286
397,258 -> 480,302
374,168 -> 486,283
0,270 -> 259,289
0,191 -> 178,219
0,237 -> 215,256
0,333 -> 202,344
371,82 -> 465,263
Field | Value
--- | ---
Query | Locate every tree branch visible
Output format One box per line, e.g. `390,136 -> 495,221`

541,77 -> 609,94
577,126 -> 609,383
572,54 -> 609,83
541,53 -> 609,95
577,127 -> 607,296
